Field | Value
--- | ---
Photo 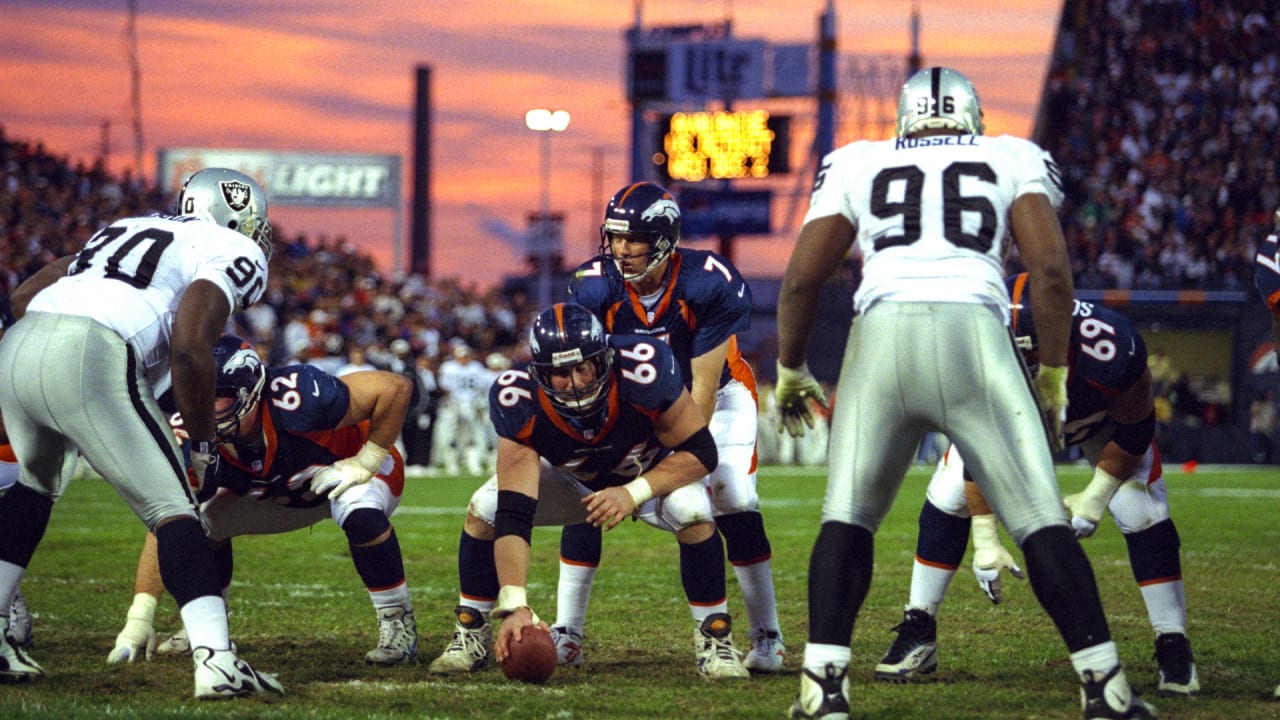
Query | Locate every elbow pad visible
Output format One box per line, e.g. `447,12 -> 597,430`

1111,410 -> 1155,456
674,425 -> 718,473
493,490 -> 537,544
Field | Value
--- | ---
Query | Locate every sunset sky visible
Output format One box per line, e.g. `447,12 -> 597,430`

0,1 -> 1063,288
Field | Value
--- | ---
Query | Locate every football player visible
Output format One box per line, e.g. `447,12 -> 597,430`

106,335 -> 417,666
428,303 -> 750,680
551,182 -> 783,673
0,169 -> 282,698
875,273 -> 1199,698
1252,209 -> 1280,700
434,343 -> 491,476
775,67 -> 1154,719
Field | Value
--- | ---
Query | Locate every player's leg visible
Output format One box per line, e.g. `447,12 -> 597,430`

0,446 -> 33,651
706,383 -> 785,673
551,522 -> 598,667
949,307 -> 1152,719
876,451 -> 970,682
642,481 -> 748,681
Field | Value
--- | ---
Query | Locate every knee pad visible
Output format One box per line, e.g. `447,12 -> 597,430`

924,455 -> 967,515
1109,479 -> 1170,534
654,482 -> 714,531
343,507 -> 391,546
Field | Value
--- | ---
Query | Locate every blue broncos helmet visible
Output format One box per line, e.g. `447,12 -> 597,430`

212,335 -> 267,441
527,303 -> 613,417
598,182 -> 681,281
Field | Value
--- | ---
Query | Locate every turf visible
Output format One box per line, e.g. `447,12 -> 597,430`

3,463 -> 1279,719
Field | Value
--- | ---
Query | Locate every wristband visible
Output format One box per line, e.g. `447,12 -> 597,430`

491,585 -> 528,619
1083,466 -> 1124,504
623,476 -> 654,507
127,592 -> 159,624
971,514 -> 1001,549
353,441 -> 390,474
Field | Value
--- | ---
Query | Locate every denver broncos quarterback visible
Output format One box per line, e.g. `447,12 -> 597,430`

876,273 -> 1198,699
0,168 -> 282,698
105,335 -> 418,667
428,303 -> 750,680
774,67 -> 1155,719
550,181 -> 783,674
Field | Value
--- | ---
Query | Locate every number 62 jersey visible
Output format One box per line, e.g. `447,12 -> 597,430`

25,213 -> 268,391
488,334 -> 686,490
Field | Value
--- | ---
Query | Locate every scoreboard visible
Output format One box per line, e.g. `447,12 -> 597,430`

656,110 -> 790,183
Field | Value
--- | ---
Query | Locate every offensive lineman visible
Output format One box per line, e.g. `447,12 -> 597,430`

428,303 -> 750,680
553,182 -> 783,672
105,335 -> 417,667
876,273 -> 1198,698
1253,210 -> 1280,700
774,67 -> 1154,719
0,168 -> 283,698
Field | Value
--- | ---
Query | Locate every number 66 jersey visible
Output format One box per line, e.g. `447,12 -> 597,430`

488,334 -> 685,490
26,213 -> 269,391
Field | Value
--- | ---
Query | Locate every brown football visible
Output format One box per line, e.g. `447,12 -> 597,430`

501,626 -> 558,684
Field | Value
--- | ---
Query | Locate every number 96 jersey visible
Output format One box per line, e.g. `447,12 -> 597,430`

488,334 -> 685,490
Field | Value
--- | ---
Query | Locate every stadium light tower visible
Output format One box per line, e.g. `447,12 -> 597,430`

525,108 -> 570,310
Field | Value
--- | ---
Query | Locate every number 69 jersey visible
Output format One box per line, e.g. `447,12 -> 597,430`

1254,229 -> 1280,315
806,134 -> 1062,318
1057,300 -> 1147,447
488,334 -> 685,490
26,213 -> 268,390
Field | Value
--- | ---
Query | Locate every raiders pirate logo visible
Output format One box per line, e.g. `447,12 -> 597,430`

220,180 -> 252,212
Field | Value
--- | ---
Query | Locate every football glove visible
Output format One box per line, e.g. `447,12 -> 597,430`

970,514 -> 1024,605
188,440 -> 222,498
1033,365 -> 1069,452
774,361 -> 828,438
1063,466 -> 1123,538
310,441 -> 389,499
106,593 -> 158,664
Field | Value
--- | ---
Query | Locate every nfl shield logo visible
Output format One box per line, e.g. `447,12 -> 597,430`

220,180 -> 251,211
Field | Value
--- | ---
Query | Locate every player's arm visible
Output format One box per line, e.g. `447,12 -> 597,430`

491,436 -> 546,660
335,370 -> 414,450
9,255 -> 74,318
689,338 -> 730,423
1065,368 -> 1155,538
963,475 -> 1024,604
107,532 -> 165,664
170,279 -> 232,497
774,214 -> 849,435
582,389 -> 717,531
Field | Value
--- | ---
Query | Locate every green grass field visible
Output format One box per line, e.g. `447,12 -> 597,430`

4,463 -> 1280,719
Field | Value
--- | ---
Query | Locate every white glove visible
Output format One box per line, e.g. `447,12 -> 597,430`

971,514 -> 1024,605
106,593 -> 157,664
1033,365 -> 1069,452
1063,467 -> 1123,538
774,361 -> 828,438
188,440 -> 221,497
310,442 -> 389,499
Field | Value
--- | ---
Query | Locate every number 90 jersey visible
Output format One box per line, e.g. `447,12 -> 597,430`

489,334 -> 685,490
1061,300 -> 1148,447
27,214 -> 268,389
806,134 -> 1063,319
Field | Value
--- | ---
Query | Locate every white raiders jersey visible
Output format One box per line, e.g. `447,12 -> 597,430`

26,213 -> 268,390
804,133 -> 1063,320
437,358 -> 491,405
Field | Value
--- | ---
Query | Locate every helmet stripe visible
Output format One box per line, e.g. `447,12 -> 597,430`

930,67 -> 942,118
615,181 -> 646,206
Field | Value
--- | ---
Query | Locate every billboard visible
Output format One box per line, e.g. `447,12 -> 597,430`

157,148 -> 400,209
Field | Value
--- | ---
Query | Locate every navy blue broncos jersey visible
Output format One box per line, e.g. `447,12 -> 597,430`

489,334 -> 684,490
1062,300 -> 1148,447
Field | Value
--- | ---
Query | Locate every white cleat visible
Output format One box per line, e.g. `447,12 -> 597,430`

694,613 -> 749,681
365,606 -> 417,665
744,628 -> 785,673
192,646 -> 284,700
549,625 -> 584,668
427,605 -> 491,675
8,589 -> 33,649
0,621 -> 43,684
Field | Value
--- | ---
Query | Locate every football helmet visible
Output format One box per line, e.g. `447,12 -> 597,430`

896,66 -> 985,138
1006,272 -> 1037,358
176,168 -> 273,260
598,182 -> 681,281
527,303 -> 613,417
212,335 -> 267,441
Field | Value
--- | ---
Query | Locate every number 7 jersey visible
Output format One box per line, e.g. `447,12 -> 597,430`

26,213 -> 269,388
806,134 -> 1063,319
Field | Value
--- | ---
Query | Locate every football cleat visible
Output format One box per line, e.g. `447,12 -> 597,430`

1153,632 -> 1199,697
157,627 -> 193,655
694,613 -> 749,681
428,605 -> 491,675
9,588 -> 33,649
365,606 -> 417,665
0,620 -> 44,683
1081,664 -> 1157,719
549,624 -> 584,668
192,646 -> 284,700
789,662 -> 850,719
744,627 -> 785,673
875,608 -> 937,682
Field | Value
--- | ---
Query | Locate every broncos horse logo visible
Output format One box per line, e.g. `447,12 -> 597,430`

641,198 -> 680,225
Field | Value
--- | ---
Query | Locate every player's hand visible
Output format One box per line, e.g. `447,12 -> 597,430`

583,486 -> 637,531
106,594 -> 158,664
188,441 -> 222,497
775,361 -> 828,438
1062,467 -> 1123,538
493,607 -> 548,663
310,442 -> 389,500
1032,365 -> 1069,452
970,514 -> 1023,605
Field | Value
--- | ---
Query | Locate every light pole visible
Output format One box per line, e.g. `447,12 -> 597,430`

524,108 -> 570,310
